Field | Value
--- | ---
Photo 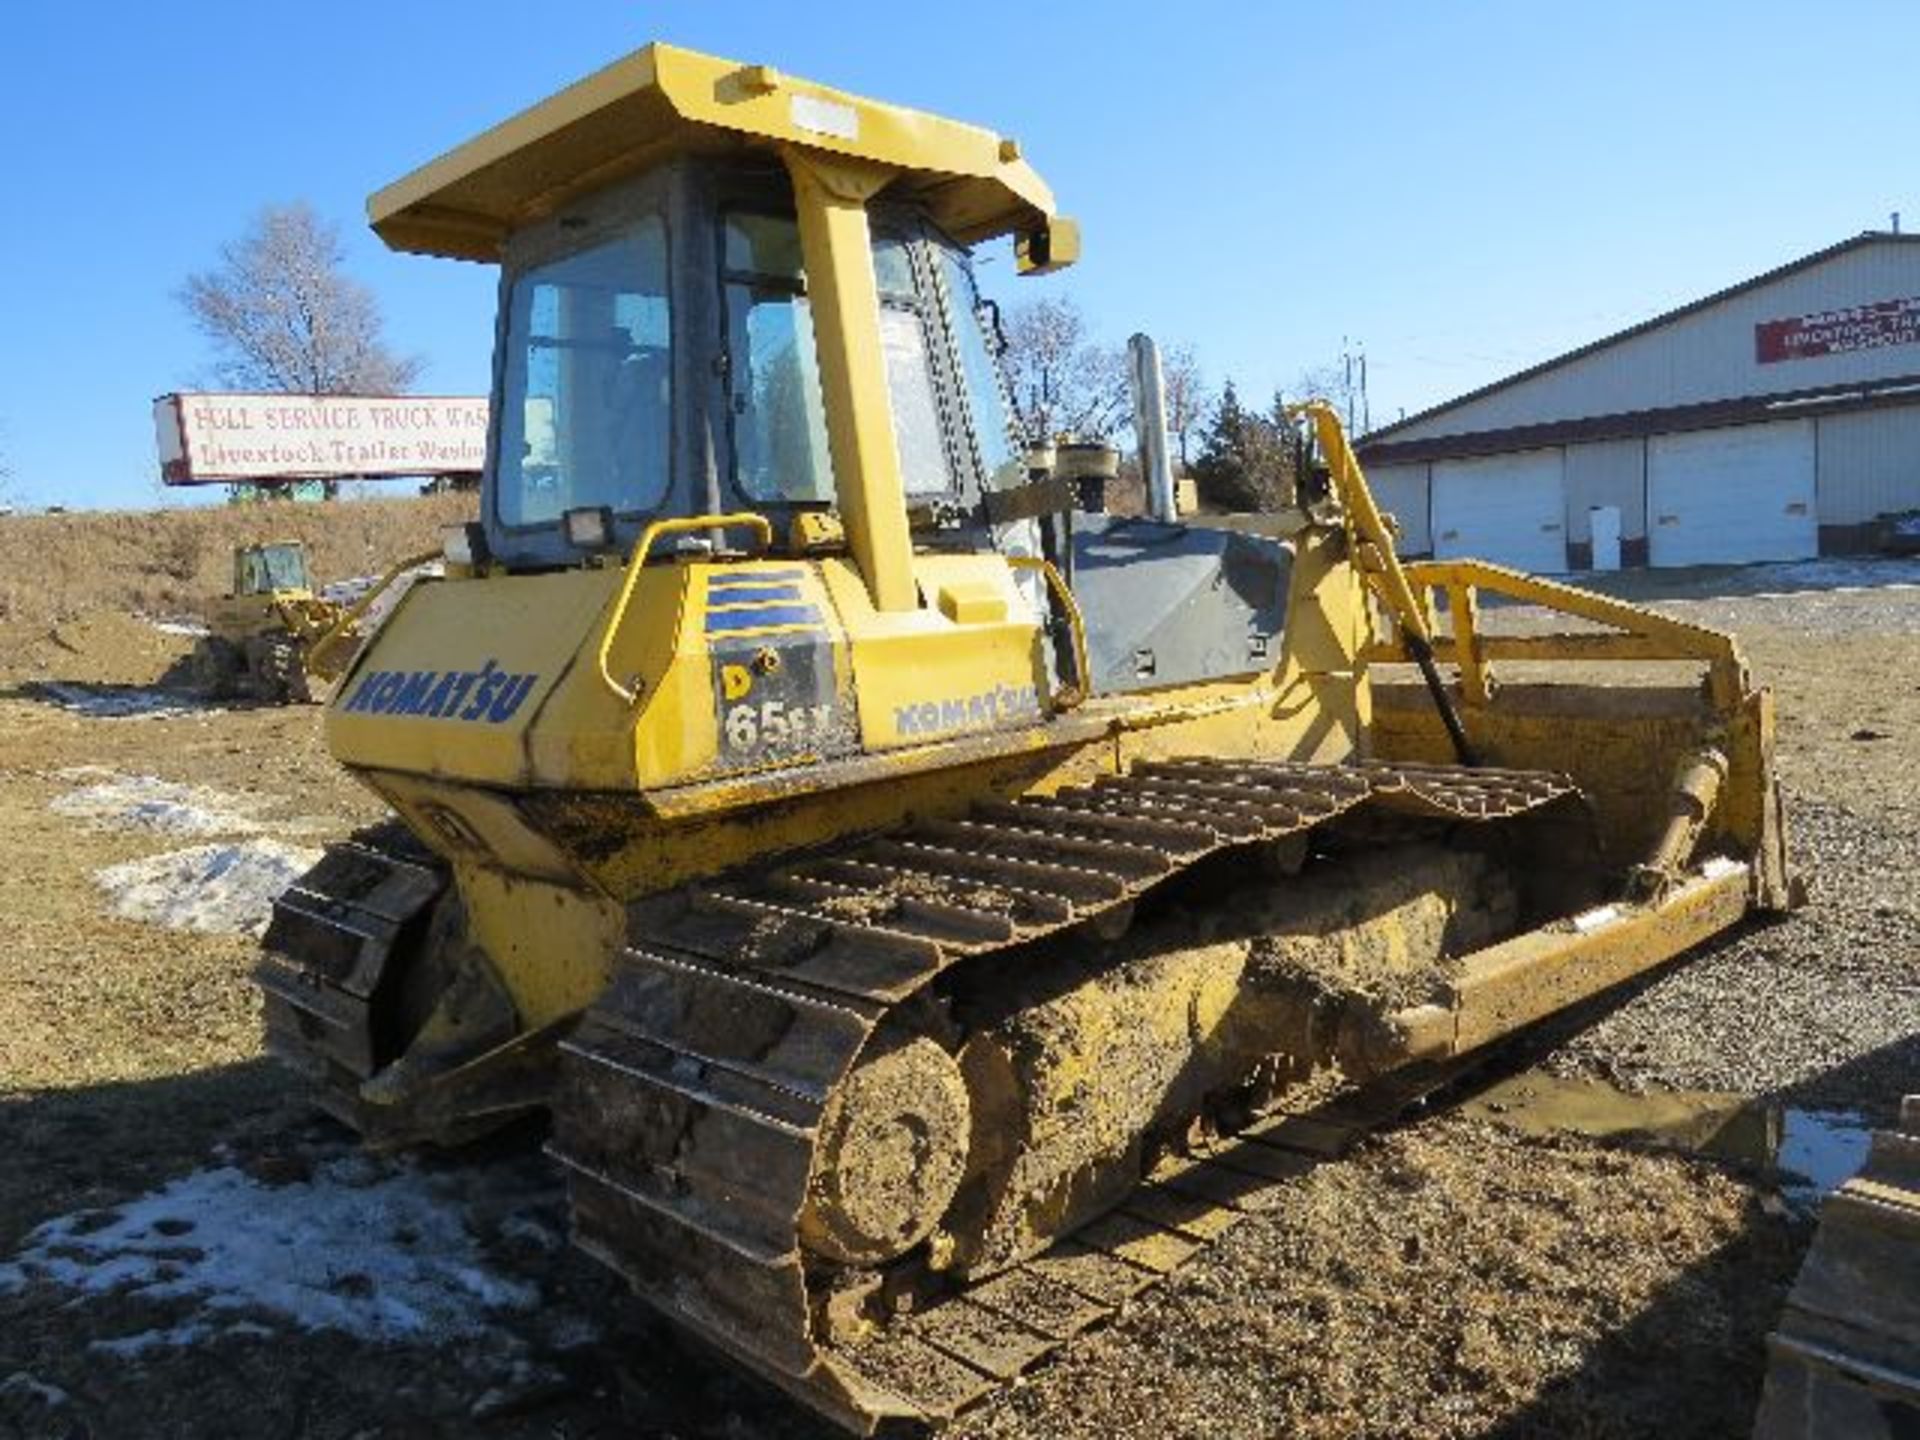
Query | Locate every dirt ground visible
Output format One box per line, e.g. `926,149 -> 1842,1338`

1,556 -> 1917,1439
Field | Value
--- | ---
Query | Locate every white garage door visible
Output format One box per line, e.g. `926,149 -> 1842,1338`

1432,450 -> 1566,573
1366,463 -> 1431,554
1648,421 -> 1816,566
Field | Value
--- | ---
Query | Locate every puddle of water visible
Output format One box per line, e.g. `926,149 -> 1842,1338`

1460,1072 -> 1874,1208
1774,1107 -> 1876,1200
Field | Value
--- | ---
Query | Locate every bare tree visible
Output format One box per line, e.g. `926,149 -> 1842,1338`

1160,343 -> 1211,471
1001,296 -> 1129,444
180,202 -> 422,396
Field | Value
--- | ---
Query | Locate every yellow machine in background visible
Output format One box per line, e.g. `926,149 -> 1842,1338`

256,43 -> 1797,1432
193,541 -> 341,703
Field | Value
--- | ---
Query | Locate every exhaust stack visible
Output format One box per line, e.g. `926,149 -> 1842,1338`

1128,333 -> 1178,521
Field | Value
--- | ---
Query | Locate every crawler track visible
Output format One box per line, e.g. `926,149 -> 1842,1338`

548,757 -> 1580,1432
256,821 -> 450,1135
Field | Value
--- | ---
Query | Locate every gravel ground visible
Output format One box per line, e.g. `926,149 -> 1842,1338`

1545,797 -> 1920,1118
951,1117 -> 1799,1440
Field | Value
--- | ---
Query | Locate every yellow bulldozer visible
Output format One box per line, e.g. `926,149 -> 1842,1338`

192,540 -> 341,703
256,44 -> 1800,1431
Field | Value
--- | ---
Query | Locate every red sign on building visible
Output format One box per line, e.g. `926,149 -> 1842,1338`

1756,294 -> 1920,364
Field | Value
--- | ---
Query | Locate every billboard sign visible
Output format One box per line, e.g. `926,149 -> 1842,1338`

154,392 -> 489,484
1755,294 -> 1920,365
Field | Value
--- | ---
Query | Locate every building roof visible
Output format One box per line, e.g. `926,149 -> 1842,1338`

1361,230 -> 1920,451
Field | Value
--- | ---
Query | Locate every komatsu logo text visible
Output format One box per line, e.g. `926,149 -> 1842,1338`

894,683 -> 1041,738
339,660 -> 537,723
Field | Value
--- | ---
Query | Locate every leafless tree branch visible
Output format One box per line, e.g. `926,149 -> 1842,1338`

1001,296 -> 1130,444
1159,343 -> 1211,470
178,202 -> 423,397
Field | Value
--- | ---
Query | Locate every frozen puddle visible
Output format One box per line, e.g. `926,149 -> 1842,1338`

0,1155 -> 544,1350
1775,1107 -> 1875,1205
53,770 -> 271,836
31,681 -> 213,719
94,841 -> 322,936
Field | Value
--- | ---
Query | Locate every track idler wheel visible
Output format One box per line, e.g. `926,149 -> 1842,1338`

798,1035 -> 971,1266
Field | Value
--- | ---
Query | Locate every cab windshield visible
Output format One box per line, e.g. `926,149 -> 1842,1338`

494,215 -> 671,528
240,544 -> 308,594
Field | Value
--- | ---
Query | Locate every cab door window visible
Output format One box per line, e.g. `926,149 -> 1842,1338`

721,213 -> 835,504
495,215 -> 672,528
936,245 -> 1025,495
872,233 -> 954,499
720,213 -> 955,505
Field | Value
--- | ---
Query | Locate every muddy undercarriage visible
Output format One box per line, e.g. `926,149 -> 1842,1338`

260,756 -> 1639,1430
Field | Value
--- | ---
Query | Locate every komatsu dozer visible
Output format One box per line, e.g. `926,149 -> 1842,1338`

193,540 -> 339,703
257,43 -> 1798,1431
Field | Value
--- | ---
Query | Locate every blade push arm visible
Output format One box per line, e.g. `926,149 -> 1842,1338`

1289,400 -> 1477,764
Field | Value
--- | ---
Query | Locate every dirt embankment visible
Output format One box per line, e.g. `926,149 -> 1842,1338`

0,493 -> 475,629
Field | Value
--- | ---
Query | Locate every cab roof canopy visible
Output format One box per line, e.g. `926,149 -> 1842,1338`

369,42 -> 1068,264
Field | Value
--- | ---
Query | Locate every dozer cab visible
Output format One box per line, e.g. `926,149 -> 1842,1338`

193,540 -> 340,703
257,43 -> 1797,1432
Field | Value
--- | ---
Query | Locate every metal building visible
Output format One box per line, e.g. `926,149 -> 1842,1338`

1358,231 -> 1920,569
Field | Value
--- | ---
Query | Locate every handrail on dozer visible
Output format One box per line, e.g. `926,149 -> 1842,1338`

597,513 -> 774,704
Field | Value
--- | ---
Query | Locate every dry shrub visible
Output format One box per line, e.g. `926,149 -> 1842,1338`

161,526 -> 204,581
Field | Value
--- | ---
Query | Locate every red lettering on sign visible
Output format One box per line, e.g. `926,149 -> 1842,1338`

1756,294 -> 1920,363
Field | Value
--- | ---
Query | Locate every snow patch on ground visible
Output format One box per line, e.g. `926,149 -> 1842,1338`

142,616 -> 210,637
52,771 -> 269,836
87,1322 -> 213,1357
29,682 -> 213,719
1744,555 -> 1920,595
0,1372 -> 71,1409
0,1158 -> 541,1348
94,841 -> 321,935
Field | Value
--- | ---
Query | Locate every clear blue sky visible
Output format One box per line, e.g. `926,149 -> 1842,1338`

2,1 -> 1912,509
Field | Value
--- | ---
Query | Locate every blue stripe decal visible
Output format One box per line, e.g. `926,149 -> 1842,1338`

706,584 -> 804,607
704,604 -> 824,633
708,569 -> 807,588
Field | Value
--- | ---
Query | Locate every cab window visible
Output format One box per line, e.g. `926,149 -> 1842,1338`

722,213 -> 835,505
720,214 -> 954,505
495,215 -> 672,528
938,246 -> 1024,493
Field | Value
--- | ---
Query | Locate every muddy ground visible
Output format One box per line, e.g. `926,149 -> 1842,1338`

2,558 -> 1917,1439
